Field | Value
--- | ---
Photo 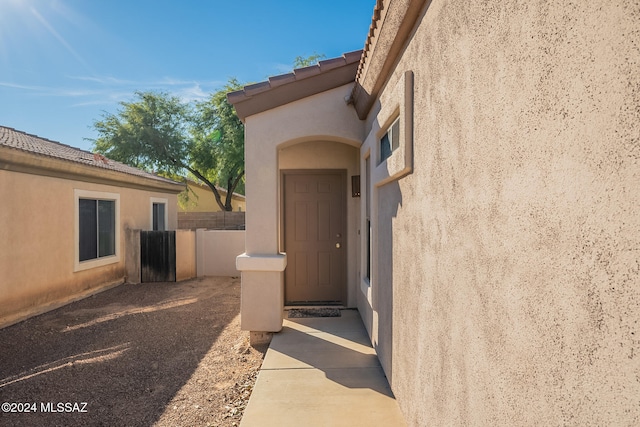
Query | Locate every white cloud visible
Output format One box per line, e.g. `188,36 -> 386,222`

272,62 -> 294,75
67,75 -> 137,85
0,81 -> 44,91
176,83 -> 208,102
2,73 -> 228,113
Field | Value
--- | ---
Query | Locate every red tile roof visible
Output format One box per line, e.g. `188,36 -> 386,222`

227,50 -> 363,120
355,0 -> 384,84
0,125 -> 180,185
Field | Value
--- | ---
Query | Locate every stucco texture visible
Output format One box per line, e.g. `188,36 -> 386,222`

371,1 -> 640,425
238,84 -> 364,332
0,170 -> 178,327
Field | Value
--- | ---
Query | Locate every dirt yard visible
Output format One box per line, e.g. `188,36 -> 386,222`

0,276 -> 267,427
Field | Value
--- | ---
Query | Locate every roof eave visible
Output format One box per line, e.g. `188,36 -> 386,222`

352,0 -> 428,120
228,50 -> 363,121
0,146 -> 185,194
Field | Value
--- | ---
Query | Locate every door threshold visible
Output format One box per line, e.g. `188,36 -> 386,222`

285,305 -> 346,310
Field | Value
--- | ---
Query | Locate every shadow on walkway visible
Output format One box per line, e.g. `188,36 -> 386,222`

241,309 -> 406,427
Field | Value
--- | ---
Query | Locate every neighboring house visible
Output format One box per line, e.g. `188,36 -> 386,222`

178,179 -> 246,213
228,1 -> 639,426
177,180 -> 246,230
0,126 -> 184,328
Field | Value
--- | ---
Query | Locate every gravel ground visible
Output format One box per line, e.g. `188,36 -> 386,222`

0,276 -> 267,427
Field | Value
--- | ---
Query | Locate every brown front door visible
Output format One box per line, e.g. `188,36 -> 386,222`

283,170 -> 346,304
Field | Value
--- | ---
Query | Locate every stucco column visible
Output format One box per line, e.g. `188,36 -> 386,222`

244,125 -> 279,253
236,122 -> 286,334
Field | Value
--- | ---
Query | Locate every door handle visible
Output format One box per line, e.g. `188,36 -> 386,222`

335,243 -> 341,249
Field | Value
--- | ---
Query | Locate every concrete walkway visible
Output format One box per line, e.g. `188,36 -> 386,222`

241,309 -> 406,427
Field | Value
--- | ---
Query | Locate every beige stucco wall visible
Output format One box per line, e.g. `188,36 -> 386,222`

196,229 -> 245,277
178,181 -> 245,213
244,83 -> 363,254
176,230 -> 196,281
239,83 -> 364,331
0,169 -> 179,328
360,1 -> 640,425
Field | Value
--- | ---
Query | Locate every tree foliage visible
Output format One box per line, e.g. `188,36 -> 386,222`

293,53 -> 326,68
93,91 -> 190,174
91,81 -> 245,211
192,78 -> 245,199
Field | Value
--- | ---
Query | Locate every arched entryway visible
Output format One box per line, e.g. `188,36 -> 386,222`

278,139 -> 360,307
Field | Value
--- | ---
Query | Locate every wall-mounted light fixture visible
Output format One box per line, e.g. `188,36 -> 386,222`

351,175 -> 361,197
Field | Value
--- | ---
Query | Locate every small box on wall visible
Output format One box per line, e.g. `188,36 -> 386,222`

351,175 -> 360,197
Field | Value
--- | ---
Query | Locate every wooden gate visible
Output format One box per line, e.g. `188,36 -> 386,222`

140,230 -> 176,282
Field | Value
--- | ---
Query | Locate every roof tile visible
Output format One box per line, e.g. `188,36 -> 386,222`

344,50 -> 364,63
293,64 -> 322,79
228,50 -> 363,106
268,73 -> 297,88
0,126 -> 180,185
243,81 -> 272,96
318,57 -> 348,72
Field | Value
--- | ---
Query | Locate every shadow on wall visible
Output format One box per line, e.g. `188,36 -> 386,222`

357,95 -> 406,387
373,179 -> 403,387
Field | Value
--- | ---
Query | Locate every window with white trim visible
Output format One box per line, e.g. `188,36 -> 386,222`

75,190 -> 120,271
79,199 -> 115,261
150,197 -> 168,231
379,117 -> 400,164
371,70 -> 414,186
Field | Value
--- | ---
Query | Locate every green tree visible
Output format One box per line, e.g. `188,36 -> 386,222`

293,52 -> 326,68
91,82 -> 245,211
92,91 -> 191,174
191,78 -> 245,205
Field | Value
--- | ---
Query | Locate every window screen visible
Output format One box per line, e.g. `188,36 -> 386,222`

153,203 -> 166,231
79,198 -> 115,262
379,117 -> 400,164
79,199 -> 97,261
98,200 -> 115,257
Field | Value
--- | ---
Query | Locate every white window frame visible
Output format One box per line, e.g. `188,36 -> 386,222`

150,197 -> 168,231
373,70 -> 414,186
74,189 -> 120,272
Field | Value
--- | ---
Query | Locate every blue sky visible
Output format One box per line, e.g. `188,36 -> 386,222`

0,0 -> 374,151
